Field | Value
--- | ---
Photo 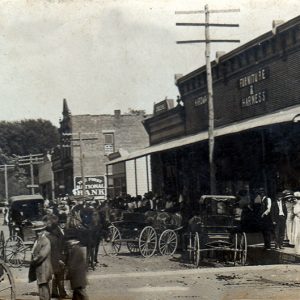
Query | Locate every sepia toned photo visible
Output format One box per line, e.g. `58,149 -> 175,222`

0,0 -> 300,299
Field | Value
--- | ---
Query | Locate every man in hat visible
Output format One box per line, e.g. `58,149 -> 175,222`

66,238 -> 88,300
30,224 -> 53,300
44,215 -> 69,299
271,192 -> 288,249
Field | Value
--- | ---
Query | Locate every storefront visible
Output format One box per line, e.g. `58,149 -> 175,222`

107,16 -> 300,203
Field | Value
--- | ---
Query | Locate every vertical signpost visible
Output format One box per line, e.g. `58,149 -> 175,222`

0,164 -> 14,201
63,132 -> 98,197
0,153 -> 44,199
78,132 -> 86,197
176,5 -> 240,194
17,154 -> 44,194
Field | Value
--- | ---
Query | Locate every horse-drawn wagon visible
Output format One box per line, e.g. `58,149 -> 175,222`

5,194 -> 45,267
186,195 -> 247,267
103,210 -> 183,258
65,197 -> 105,270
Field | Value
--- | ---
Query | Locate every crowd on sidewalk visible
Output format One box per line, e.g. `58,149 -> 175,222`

240,188 -> 300,252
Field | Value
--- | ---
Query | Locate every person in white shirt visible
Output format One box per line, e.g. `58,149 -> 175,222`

260,189 -> 272,250
271,192 -> 287,249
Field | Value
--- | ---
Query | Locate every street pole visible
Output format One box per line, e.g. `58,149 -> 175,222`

15,153 -> 43,194
4,165 -> 8,201
176,5 -> 240,194
204,5 -> 216,194
79,132 -> 86,196
62,132 -> 98,198
30,154 -> 35,195
0,164 -> 16,201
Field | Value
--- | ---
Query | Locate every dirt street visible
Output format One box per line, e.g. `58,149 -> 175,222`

1,217 -> 300,300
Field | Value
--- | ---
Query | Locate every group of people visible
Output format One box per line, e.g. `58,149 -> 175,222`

29,214 -> 88,300
11,187 -> 300,299
241,189 -> 300,252
107,192 -> 185,213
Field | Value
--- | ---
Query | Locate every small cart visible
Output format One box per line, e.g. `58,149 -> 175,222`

5,195 -> 44,267
186,195 -> 247,267
103,212 -> 158,258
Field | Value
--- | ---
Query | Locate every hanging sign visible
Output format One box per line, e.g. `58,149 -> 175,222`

73,175 -> 106,199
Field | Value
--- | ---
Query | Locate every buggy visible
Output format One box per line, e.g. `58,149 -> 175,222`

186,195 -> 247,267
5,194 -> 45,267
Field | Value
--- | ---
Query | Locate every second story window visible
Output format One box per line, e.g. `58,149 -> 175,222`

104,133 -> 114,155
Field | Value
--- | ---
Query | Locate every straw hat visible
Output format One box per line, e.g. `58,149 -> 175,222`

32,224 -> 47,231
294,191 -> 300,198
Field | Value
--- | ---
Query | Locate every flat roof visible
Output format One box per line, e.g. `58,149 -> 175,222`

107,104 -> 300,165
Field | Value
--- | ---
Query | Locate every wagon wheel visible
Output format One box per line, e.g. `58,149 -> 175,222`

0,260 -> 16,300
102,226 -> 121,256
0,231 -> 5,259
127,242 -> 139,254
193,232 -> 200,267
158,229 -> 177,256
5,236 -> 26,268
139,226 -> 157,258
233,233 -> 238,266
238,232 -> 247,265
188,232 -> 193,263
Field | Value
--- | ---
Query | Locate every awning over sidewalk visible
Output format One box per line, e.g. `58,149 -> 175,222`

107,105 -> 300,165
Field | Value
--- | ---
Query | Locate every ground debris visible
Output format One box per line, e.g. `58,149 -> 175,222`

215,273 -> 240,281
100,263 -> 108,267
22,291 -> 39,296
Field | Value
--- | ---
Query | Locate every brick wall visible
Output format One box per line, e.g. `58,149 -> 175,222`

71,112 -> 149,181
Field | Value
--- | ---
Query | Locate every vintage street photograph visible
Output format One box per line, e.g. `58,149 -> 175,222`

0,0 -> 300,299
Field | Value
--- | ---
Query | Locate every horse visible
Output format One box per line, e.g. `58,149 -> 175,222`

65,204 -> 105,270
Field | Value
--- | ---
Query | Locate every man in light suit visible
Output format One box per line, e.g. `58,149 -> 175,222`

30,224 -> 53,300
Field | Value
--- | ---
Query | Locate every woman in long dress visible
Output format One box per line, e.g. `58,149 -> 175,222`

284,193 -> 295,245
291,192 -> 300,253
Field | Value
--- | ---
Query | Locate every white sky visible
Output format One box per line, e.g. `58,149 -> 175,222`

0,0 -> 299,126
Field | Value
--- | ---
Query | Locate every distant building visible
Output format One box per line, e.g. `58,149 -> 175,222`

51,99 -> 150,199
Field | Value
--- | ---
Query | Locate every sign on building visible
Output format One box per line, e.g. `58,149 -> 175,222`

73,175 -> 106,199
153,99 -> 174,115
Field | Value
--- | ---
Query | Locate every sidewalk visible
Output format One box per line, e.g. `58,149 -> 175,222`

246,232 -> 300,265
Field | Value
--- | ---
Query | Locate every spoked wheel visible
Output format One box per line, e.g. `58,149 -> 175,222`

158,229 -> 178,256
0,231 -> 5,260
139,226 -> 157,258
5,235 -> 25,268
188,232 -> 193,263
127,242 -> 139,254
0,260 -> 16,300
102,226 -> 121,256
233,233 -> 238,266
193,232 -> 200,267
238,232 -> 247,265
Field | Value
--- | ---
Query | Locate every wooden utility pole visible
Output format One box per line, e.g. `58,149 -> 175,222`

78,132 -> 86,197
0,164 -> 14,201
176,5 -> 240,194
4,164 -> 8,200
17,153 -> 44,194
63,132 -> 98,197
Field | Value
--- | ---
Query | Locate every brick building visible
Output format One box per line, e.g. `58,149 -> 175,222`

52,99 -> 150,199
108,16 -> 300,206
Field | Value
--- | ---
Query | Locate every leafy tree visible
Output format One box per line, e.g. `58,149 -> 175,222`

0,119 -> 59,200
0,119 -> 59,156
